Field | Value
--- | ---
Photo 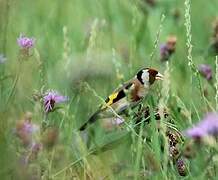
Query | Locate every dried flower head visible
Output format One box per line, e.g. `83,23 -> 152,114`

167,36 -> 177,52
184,113 -> 218,139
212,18 -> 218,37
210,18 -> 218,53
27,143 -> 43,162
16,113 -> 39,146
144,0 -> 156,7
0,54 -> 7,64
176,158 -> 187,176
183,142 -> 196,159
42,127 -> 59,148
167,131 -> 179,146
31,142 -> 42,153
17,34 -> 35,49
43,90 -> 68,113
172,8 -> 181,21
135,106 -> 169,124
198,64 -> 212,81
167,130 -> 183,161
169,146 -> 180,160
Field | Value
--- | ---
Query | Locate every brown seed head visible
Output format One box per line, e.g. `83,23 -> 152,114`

166,36 -> 177,54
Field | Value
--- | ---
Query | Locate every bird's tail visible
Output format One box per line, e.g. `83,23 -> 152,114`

79,109 -> 102,131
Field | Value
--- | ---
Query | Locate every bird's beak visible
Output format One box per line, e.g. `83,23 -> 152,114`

155,72 -> 164,80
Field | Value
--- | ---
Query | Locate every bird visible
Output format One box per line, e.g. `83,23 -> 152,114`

79,67 -> 163,131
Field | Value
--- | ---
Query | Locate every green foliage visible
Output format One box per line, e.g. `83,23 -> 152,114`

1,0 -> 218,179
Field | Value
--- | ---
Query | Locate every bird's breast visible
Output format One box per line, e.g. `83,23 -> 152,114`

130,83 -> 148,102
137,86 -> 148,97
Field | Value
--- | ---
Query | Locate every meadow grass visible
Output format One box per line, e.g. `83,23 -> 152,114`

1,0 -> 218,179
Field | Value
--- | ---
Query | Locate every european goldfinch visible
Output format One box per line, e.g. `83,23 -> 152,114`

79,68 -> 163,131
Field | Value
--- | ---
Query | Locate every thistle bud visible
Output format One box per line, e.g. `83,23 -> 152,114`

160,36 -> 177,62
42,127 -> 59,148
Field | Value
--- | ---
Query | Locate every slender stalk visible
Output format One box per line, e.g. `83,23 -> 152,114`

184,0 -> 206,107
134,124 -> 143,180
215,56 -> 218,111
149,14 -> 165,64
51,150 -> 93,179
5,61 -> 22,109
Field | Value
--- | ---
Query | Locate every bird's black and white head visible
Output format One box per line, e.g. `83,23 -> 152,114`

136,68 -> 163,87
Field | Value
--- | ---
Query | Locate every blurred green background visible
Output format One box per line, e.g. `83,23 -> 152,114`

1,0 -> 218,179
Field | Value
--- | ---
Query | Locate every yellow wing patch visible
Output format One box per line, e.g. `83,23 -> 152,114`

102,92 -> 119,109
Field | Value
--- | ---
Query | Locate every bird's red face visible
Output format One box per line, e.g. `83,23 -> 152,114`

137,68 -> 163,86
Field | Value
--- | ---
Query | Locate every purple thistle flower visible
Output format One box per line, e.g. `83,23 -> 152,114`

17,34 -> 35,49
16,119 -> 39,136
185,127 -> 207,139
184,113 -> 218,139
43,90 -> 68,113
16,119 -> 39,146
0,54 -> 7,64
198,64 -> 212,80
160,36 -> 177,61
23,120 -> 39,134
160,44 -> 169,57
